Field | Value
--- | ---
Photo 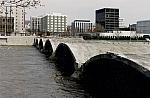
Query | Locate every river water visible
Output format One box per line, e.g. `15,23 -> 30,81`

0,46 -> 89,98
0,41 -> 150,98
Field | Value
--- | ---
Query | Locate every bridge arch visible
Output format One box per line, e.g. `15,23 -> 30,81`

54,43 -> 76,76
35,39 -> 38,47
43,39 -> 53,57
80,53 -> 150,97
39,39 -> 43,51
33,38 -> 36,46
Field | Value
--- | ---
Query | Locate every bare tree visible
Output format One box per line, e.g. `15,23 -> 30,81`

0,0 -> 42,36
0,0 -> 42,7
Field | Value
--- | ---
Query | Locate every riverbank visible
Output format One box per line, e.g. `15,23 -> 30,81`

0,36 -> 149,46
0,36 -> 35,46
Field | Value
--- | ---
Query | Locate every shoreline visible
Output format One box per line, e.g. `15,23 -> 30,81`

0,36 -> 35,46
0,36 -> 149,46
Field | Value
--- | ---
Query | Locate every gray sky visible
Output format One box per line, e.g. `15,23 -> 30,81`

26,0 -> 150,26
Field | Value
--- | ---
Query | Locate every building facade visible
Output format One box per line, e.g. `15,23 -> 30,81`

71,20 -> 93,35
30,17 -> 41,34
119,18 -> 126,28
96,8 -> 119,32
41,13 -> 67,35
129,24 -> 136,31
0,6 -> 25,35
0,16 -> 14,36
137,20 -> 150,34
12,6 -> 25,34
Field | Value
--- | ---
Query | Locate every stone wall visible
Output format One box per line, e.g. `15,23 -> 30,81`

0,36 -> 35,46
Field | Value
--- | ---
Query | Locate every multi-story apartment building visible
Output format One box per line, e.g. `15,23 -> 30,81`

0,16 -> 14,35
96,8 -> 119,32
41,13 -> 67,35
0,6 -> 25,35
119,18 -> 126,28
12,6 -> 25,35
137,20 -> 150,34
30,16 -> 41,34
71,20 -> 93,35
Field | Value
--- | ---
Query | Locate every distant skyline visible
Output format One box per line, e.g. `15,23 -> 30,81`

26,0 -> 150,26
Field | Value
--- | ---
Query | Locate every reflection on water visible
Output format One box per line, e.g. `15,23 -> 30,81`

0,46 -> 91,98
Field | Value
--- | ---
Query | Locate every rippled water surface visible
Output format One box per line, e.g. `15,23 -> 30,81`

0,46 -> 88,98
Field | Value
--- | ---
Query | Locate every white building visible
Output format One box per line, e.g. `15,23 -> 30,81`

41,13 -> 67,34
0,6 -> 25,35
119,18 -> 126,28
71,20 -> 93,35
137,20 -> 150,34
12,6 -> 25,35
30,16 -> 41,33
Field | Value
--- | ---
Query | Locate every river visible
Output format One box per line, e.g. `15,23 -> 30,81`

0,46 -> 90,98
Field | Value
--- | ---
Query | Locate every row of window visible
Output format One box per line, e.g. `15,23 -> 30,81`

49,26 -> 66,28
48,23 -> 66,25
48,20 -> 65,21
0,25 -> 14,28
47,28 -> 65,30
48,18 -> 66,20
0,19 -> 14,22
105,9 -> 119,12
41,29 -> 66,31
48,16 -> 66,19
15,28 -> 24,31
54,21 -> 66,23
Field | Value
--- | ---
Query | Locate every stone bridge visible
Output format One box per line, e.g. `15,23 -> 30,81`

34,37 -> 150,97
34,37 -> 150,68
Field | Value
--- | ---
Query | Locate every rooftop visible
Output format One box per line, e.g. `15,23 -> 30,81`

74,20 -> 91,22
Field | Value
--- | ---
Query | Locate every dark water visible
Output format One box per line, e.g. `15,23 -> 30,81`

0,46 -> 90,98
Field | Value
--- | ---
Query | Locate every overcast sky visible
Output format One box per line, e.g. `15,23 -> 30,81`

26,0 -> 150,26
